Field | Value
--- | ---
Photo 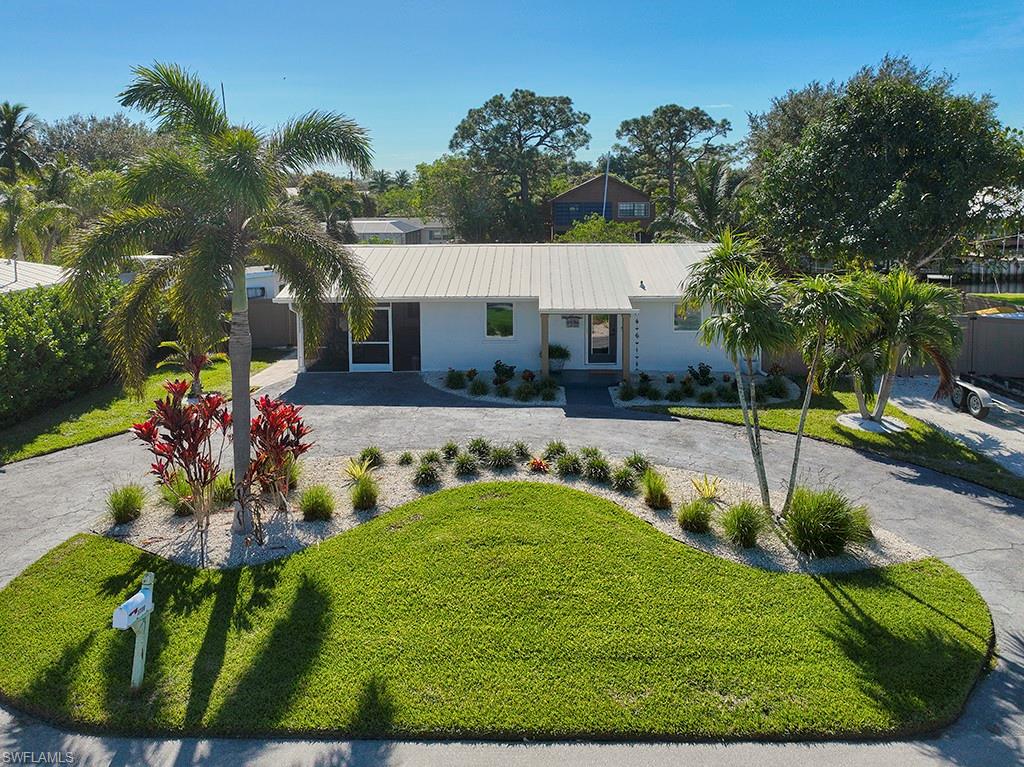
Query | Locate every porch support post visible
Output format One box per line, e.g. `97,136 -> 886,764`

621,313 -> 631,381
540,313 -> 550,378
292,304 -> 306,373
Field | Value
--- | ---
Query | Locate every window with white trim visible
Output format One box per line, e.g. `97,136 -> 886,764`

674,304 -> 701,331
486,302 -> 514,338
617,201 -> 650,218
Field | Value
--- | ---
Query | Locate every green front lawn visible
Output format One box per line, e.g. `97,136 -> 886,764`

649,389 -> 1024,499
0,483 -> 991,739
0,350 -> 282,464
971,292 -> 1024,305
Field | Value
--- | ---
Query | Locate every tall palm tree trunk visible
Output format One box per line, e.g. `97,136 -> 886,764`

229,262 -> 253,533
745,355 -> 771,510
852,376 -> 872,418
783,328 -> 823,515
871,346 -> 901,421
733,358 -> 771,509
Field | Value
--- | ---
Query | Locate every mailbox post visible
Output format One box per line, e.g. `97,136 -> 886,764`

112,572 -> 155,690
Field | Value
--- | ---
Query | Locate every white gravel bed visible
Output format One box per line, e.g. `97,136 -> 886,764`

97,448 -> 927,574
609,372 -> 802,409
421,371 -> 566,406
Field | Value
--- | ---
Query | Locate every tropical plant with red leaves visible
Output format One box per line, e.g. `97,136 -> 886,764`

156,338 -> 228,398
528,456 -> 550,473
130,379 -> 232,530
245,394 -> 314,512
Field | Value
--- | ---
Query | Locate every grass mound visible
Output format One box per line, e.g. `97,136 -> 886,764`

0,483 -> 991,739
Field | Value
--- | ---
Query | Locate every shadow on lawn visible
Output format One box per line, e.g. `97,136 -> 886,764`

812,575 -> 989,732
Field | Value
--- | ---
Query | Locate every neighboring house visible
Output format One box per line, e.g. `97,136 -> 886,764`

0,260 -> 66,294
550,176 -> 655,240
350,217 -> 453,244
273,243 -> 737,376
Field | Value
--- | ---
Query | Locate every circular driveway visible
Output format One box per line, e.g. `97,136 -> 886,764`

0,372 -> 1021,766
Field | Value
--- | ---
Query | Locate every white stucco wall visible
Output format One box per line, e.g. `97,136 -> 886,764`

419,300 -> 543,372
634,301 -> 734,372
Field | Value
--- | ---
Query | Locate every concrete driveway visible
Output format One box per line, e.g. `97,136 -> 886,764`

0,371 -> 1021,766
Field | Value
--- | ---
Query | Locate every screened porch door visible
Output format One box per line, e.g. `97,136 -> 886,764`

349,305 -> 392,371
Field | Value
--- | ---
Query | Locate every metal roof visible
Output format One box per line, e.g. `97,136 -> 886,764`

275,243 -> 712,313
0,260 -> 67,294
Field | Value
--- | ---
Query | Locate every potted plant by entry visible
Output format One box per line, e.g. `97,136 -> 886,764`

545,343 -> 571,372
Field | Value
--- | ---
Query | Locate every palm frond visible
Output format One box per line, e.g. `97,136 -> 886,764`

122,148 -> 209,207
268,111 -> 373,176
207,127 -> 277,213
167,235 -> 230,352
119,62 -> 228,140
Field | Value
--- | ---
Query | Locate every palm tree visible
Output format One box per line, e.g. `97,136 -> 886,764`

66,62 -> 375,533
156,338 -> 228,398
781,274 -> 866,514
0,181 -> 73,263
683,231 -> 792,508
0,102 -> 41,182
864,269 -> 961,421
369,169 -> 392,194
392,169 -> 411,189
654,159 -> 746,241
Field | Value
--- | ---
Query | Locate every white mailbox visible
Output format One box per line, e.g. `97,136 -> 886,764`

112,572 -> 155,689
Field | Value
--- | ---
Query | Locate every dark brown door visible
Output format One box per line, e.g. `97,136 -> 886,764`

587,314 -> 618,364
392,302 -> 421,371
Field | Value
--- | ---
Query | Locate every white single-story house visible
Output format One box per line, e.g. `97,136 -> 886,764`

0,259 -> 66,294
350,217 -> 452,245
273,243 -> 738,377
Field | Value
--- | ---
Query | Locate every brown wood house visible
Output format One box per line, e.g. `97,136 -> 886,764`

549,176 -> 655,241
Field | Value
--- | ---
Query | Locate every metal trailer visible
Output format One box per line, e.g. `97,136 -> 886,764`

950,376 -> 993,419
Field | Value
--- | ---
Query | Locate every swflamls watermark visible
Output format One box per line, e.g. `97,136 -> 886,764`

1,753 -> 75,765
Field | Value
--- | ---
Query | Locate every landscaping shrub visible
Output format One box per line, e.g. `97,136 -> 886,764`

641,468 -> 671,509
785,487 -> 873,558
666,373 -> 676,384
453,452 -> 478,476
421,450 -> 443,465
160,472 -> 193,516
583,455 -> 611,484
350,475 -> 378,511
513,441 -> 531,460
610,465 -> 638,492
344,457 -> 376,484
465,368 -> 478,380
680,381 -> 695,398
493,360 -> 516,380
467,437 -> 491,458
0,281 -> 121,428
521,369 -> 536,382
540,388 -> 557,401
618,380 -> 637,401
212,472 -> 235,506
494,382 -> 511,397
413,460 -> 441,487
624,451 -> 650,474
638,382 -> 662,401
676,497 -> 713,532
514,381 -> 537,401
716,383 -> 740,403
538,377 -> 558,393
688,362 -> 714,386
300,484 -> 335,520
442,441 -> 459,460
528,456 -> 550,473
542,440 -> 567,460
579,446 -> 603,460
489,445 -> 516,469
691,473 -> 721,500
697,389 -> 717,404
107,483 -> 145,523
468,378 -> 490,396
285,455 -> 301,489
398,451 -> 414,465
666,387 -> 684,402
555,452 -> 582,477
638,372 -> 651,383
722,501 -> 765,548
444,369 -> 466,389
762,374 -> 790,399
358,446 -> 384,468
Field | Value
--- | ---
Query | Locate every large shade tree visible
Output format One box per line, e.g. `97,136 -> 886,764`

753,57 -> 1024,270
616,105 -> 730,216
66,62 -> 375,533
0,102 -> 41,182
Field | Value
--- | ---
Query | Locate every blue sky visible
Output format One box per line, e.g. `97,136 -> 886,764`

3,0 -> 1021,173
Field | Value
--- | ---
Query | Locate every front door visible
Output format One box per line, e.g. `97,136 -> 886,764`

587,314 -> 618,365
349,305 -> 392,371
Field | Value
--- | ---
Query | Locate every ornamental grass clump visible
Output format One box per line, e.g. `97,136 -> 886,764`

489,445 -> 516,470
107,483 -> 145,524
413,460 -> 441,487
676,497 -> 713,533
467,437 -> 491,459
468,378 -> 490,397
785,486 -> 873,558
441,441 -> 459,460
421,450 -> 443,465
349,476 -> 378,511
300,484 -> 335,520
160,472 -> 193,516
610,465 -> 638,492
454,452 -> 478,476
358,446 -> 384,468
212,472 -> 235,505
722,501 -> 765,548
445,369 -> 466,389
583,455 -> 611,484
641,468 -> 671,510
624,451 -> 650,475
512,441 -> 531,460
542,440 -> 567,460
691,473 -> 721,501
398,451 -> 414,465
555,452 -> 582,477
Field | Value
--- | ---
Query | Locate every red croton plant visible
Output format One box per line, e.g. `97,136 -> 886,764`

132,382 -> 313,537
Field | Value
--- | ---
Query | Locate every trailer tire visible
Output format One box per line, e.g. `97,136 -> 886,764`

967,391 -> 989,420
951,384 -> 965,410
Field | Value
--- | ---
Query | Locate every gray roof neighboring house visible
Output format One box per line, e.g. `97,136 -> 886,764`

350,217 -> 448,236
275,243 -> 712,314
0,260 -> 67,294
